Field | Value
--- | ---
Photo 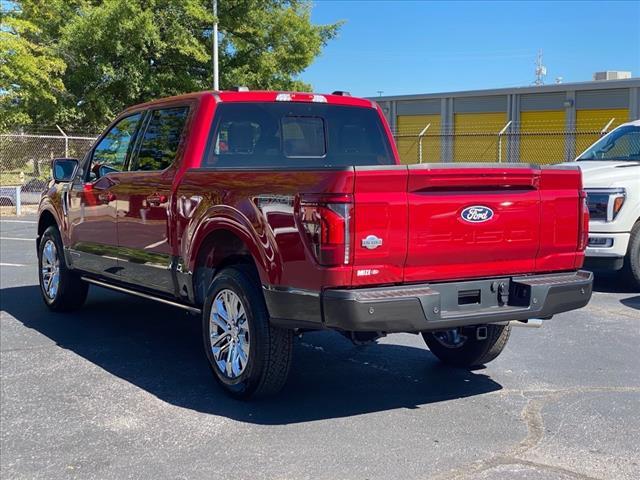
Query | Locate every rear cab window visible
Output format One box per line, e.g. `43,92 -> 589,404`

204,102 -> 394,168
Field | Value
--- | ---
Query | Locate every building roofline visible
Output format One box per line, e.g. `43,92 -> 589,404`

368,78 -> 640,102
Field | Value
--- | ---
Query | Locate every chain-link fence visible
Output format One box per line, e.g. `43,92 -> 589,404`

0,131 -> 97,209
393,118 -> 628,165
0,118 -> 631,212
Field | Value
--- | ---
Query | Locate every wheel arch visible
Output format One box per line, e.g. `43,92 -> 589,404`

188,220 -> 280,306
37,208 -> 59,250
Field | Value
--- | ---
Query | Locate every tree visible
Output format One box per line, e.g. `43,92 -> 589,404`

1,0 -> 340,130
0,12 -> 66,129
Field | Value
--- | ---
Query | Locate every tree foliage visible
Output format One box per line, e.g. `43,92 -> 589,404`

0,0 -> 340,130
0,13 -> 66,129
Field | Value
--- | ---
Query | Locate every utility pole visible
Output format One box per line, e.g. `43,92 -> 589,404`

212,0 -> 219,90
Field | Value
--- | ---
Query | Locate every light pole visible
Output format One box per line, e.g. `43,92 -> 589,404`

212,0 -> 219,90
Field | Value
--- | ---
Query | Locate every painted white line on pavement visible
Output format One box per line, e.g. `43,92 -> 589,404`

0,220 -> 37,224
144,238 -> 167,249
0,263 -> 27,267
0,237 -> 34,241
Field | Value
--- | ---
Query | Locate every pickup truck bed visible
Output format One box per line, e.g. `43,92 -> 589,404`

37,90 -> 592,398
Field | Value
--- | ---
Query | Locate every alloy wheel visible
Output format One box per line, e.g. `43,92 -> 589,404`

41,239 -> 60,300
209,289 -> 250,379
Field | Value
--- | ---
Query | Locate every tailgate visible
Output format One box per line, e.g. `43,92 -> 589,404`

405,164 -> 542,282
351,164 -> 582,286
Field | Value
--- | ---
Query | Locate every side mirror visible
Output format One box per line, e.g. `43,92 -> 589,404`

98,164 -> 118,177
52,158 -> 79,183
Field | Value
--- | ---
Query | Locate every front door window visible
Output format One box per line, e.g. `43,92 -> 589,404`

88,113 -> 142,180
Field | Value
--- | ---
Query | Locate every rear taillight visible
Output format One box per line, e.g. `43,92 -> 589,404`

297,194 -> 352,266
577,191 -> 589,251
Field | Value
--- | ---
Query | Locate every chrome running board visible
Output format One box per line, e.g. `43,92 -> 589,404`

81,277 -> 202,314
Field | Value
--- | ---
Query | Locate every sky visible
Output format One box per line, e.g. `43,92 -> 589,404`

303,0 -> 640,97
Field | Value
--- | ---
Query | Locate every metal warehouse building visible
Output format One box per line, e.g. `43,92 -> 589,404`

371,78 -> 640,164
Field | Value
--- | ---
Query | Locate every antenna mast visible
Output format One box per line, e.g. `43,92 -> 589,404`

534,49 -> 547,86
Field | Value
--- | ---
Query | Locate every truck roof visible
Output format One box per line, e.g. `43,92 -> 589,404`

125,90 -> 375,112
620,119 -> 640,127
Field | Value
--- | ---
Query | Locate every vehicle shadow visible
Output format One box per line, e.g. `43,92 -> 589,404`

1,285 -> 503,425
591,271 -> 638,294
620,296 -> 640,310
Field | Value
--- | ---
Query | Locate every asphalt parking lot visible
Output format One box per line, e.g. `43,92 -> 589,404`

1,216 -> 639,480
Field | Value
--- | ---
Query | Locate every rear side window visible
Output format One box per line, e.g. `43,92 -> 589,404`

133,106 -> 189,171
204,102 -> 394,168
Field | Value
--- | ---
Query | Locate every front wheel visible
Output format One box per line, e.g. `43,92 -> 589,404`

623,221 -> 640,290
38,226 -> 88,311
202,265 -> 293,399
422,324 -> 511,368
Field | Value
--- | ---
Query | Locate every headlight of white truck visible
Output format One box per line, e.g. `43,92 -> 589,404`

585,188 -> 626,222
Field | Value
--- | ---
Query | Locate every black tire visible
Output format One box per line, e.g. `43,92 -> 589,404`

422,324 -> 511,368
38,225 -> 89,311
622,221 -> 640,291
202,265 -> 293,399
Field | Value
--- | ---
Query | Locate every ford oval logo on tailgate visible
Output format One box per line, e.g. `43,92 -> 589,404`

461,206 -> 494,223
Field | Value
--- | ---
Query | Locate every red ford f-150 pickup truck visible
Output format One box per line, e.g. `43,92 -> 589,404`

37,90 -> 593,398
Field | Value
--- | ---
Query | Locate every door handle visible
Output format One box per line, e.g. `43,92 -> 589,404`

146,193 -> 167,206
98,192 -> 116,203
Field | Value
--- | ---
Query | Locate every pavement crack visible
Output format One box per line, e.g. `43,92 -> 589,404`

514,395 -> 546,454
298,340 -> 638,480
431,386 -> 639,480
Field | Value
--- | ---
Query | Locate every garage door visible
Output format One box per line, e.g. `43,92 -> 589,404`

520,110 -> 566,164
575,108 -> 629,158
453,112 -> 507,162
396,114 -> 441,164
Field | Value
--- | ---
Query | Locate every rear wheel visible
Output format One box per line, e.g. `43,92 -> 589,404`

422,324 -> 511,367
622,221 -> 640,290
38,226 -> 88,311
202,265 -> 293,399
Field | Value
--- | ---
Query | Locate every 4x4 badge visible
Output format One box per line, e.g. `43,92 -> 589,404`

361,235 -> 383,250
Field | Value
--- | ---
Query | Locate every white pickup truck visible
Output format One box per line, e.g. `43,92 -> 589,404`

572,119 -> 640,289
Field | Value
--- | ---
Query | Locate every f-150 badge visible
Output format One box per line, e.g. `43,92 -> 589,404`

361,235 -> 383,249
461,206 -> 494,223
